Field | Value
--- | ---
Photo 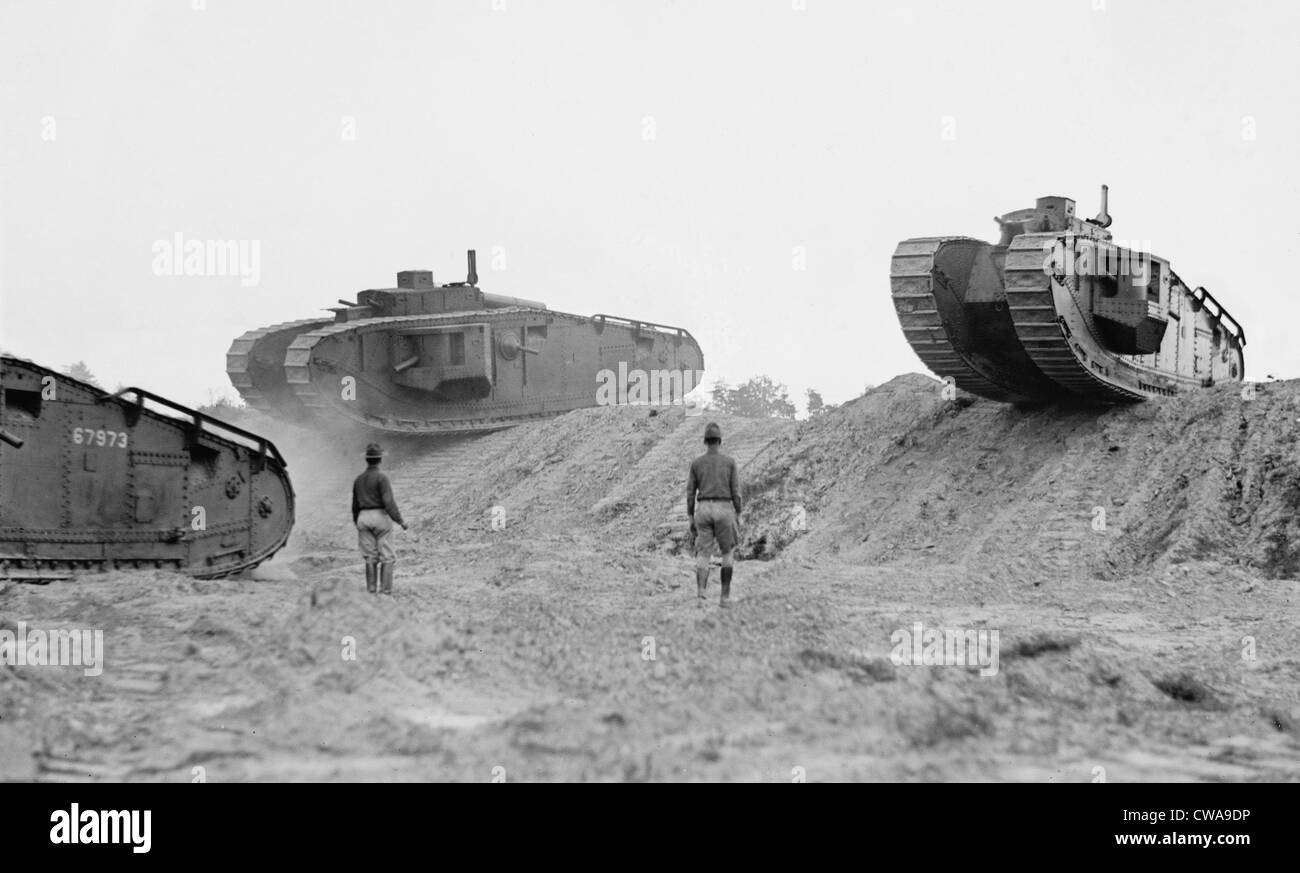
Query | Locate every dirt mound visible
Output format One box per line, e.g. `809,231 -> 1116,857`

737,375 -> 1300,583
241,405 -> 796,563
233,375 -> 1298,585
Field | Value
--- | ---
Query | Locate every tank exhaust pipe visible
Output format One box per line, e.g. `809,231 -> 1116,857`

1092,184 -> 1113,228
466,250 -> 478,286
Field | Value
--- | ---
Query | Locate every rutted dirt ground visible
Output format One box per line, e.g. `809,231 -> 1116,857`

2,375 -> 1298,782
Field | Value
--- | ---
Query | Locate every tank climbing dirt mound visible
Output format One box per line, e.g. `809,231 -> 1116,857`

890,185 -> 1246,403
227,251 -> 706,435
0,356 -> 294,581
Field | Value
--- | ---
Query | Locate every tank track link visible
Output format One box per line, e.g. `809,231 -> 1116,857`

1002,234 -> 1144,403
890,237 -> 1038,402
227,317 -> 333,412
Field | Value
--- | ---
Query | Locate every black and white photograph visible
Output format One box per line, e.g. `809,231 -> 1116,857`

0,0 -> 1295,838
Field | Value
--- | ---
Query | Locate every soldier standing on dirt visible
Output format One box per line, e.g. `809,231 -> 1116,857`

352,443 -> 408,595
687,422 -> 742,608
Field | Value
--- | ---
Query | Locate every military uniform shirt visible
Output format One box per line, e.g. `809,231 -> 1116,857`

687,452 -> 742,516
352,467 -> 405,525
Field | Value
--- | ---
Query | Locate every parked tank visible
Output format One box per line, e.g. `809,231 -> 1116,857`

890,186 -> 1246,403
0,356 -> 294,580
228,251 -> 706,433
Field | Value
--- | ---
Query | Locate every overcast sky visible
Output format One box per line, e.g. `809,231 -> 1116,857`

2,0 -> 1296,409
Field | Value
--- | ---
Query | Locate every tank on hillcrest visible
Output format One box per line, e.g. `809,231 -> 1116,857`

228,251 -> 705,434
890,186 -> 1246,403
0,356 -> 294,580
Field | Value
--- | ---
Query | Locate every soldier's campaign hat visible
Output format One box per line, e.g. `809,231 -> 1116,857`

364,442 -> 384,459
704,422 -> 722,441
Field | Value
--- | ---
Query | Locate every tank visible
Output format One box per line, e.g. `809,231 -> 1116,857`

0,356 -> 294,580
228,251 -> 706,433
890,186 -> 1246,403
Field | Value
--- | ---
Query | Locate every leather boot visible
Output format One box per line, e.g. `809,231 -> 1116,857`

720,566 -> 733,608
695,566 -> 709,606
365,563 -> 378,594
379,563 -> 394,595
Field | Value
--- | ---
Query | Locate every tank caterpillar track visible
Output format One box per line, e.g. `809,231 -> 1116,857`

227,317 -> 334,413
891,237 -> 1054,402
1002,233 -> 1143,403
0,557 -> 267,583
1005,231 -> 1243,402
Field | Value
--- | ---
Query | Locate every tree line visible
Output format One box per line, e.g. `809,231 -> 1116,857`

709,374 -> 842,419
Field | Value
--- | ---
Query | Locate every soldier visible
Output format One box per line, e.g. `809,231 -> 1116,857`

687,421 -> 742,608
351,443 -> 408,595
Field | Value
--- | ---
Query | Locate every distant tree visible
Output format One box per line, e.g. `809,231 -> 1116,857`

197,390 -> 243,418
806,388 -> 837,418
712,375 -> 797,419
64,361 -> 100,387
